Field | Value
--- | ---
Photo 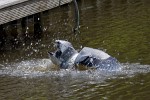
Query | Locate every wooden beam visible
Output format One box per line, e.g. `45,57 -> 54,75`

0,0 -> 72,25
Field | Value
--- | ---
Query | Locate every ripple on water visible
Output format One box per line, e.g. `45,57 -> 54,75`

0,60 -> 150,100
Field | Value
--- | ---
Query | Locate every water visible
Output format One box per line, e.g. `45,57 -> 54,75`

0,0 -> 150,99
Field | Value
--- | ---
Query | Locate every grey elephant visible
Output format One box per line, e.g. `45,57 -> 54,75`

48,40 -> 121,71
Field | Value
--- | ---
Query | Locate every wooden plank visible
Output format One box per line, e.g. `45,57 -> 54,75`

0,0 -> 28,9
0,0 -> 72,25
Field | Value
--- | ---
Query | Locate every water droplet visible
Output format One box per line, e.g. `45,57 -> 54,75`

27,27 -> 29,30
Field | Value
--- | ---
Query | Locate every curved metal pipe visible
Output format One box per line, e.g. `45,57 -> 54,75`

59,0 -> 80,33
72,0 -> 80,33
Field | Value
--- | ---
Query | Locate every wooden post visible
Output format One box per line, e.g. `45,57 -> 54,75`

21,17 -> 28,41
34,13 -> 43,39
10,20 -> 18,39
0,25 -> 6,47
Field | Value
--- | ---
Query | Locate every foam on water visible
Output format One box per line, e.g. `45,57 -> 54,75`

0,59 -> 150,82
0,59 -> 55,78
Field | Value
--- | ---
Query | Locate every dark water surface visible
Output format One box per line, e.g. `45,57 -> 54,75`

0,0 -> 150,99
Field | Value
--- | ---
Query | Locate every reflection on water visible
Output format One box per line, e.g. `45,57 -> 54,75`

0,0 -> 150,99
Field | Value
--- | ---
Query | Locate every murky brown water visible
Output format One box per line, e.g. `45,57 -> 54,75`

0,0 -> 150,99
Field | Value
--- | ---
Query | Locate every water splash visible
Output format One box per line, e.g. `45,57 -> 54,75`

0,59 -> 150,82
0,59 -> 56,78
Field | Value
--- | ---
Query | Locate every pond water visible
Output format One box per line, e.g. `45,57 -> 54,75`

0,0 -> 150,99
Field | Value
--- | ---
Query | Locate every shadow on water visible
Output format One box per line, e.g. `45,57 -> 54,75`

0,0 -> 150,99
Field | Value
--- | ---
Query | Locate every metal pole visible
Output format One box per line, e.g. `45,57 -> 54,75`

73,0 -> 80,33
